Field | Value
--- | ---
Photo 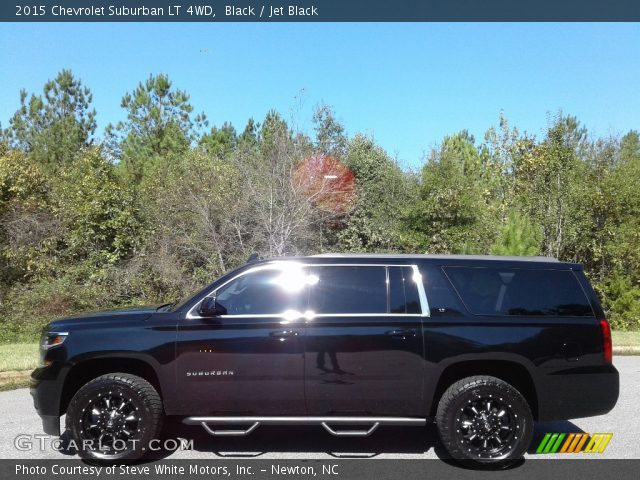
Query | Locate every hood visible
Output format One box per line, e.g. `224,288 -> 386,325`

47,306 -> 157,331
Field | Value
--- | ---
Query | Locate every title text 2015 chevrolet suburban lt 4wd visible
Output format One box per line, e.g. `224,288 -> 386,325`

31,254 -> 619,464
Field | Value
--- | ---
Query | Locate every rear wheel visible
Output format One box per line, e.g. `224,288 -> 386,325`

435,375 -> 533,466
66,373 -> 163,462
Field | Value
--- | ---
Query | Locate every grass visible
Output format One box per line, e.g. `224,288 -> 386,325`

0,343 -> 39,372
612,331 -> 640,355
612,331 -> 640,347
0,376 -> 30,391
0,343 -> 38,391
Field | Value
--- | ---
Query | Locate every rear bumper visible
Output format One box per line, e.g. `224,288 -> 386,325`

536,364 -> 619,421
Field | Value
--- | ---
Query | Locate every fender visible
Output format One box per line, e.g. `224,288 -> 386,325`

424,352 -> 539,418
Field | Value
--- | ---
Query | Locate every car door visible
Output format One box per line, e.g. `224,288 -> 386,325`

303,264 -> 426,417
175,263 -> 309,415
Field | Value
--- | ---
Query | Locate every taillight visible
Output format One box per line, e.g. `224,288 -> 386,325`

599,319 -> 612,364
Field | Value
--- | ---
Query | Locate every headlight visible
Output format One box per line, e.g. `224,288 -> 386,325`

40,332 -> 68,350
39,332 -> 68,367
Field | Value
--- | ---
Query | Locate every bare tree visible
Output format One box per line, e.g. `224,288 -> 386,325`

236,113 -> 355,257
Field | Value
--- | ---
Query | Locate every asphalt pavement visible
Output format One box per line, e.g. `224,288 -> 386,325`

0,356 -> 636,461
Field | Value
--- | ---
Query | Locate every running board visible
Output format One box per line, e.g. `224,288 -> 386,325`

321,421 -> 379,437
183,416 -> 426,438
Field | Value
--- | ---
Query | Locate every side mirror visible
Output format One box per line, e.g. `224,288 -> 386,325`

199,297 -> 227,317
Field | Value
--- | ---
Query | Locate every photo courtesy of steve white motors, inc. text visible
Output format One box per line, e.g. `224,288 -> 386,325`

15,4 -> 319,19
14,463 -> 336,477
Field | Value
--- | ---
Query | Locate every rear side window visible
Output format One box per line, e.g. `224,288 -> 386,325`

308,266 -> 387,314
388,266 -> 421,314
443,267 -> 593,317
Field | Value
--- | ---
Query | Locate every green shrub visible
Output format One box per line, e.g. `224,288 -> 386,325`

597,272 -> 640,331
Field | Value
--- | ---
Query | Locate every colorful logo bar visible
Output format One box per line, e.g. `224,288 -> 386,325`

536,433 -> 613,454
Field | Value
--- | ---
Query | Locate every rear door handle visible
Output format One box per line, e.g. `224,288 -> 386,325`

270,330 -> 299,338
386,329 -> 416,339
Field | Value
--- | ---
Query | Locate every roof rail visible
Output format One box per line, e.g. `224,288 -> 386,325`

311,253 -> 559,262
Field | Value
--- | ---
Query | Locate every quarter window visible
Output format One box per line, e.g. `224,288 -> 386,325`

443,267 -> 593,317
421,265 -> 466,316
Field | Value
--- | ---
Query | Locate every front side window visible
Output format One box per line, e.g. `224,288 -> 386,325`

308,266 -> 387,314
214,265 -> 309,315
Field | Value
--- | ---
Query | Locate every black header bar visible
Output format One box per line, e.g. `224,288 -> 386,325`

3,1 -> 640,22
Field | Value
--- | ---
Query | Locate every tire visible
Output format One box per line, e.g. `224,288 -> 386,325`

435,375 -> 533,466
66,373 -> 163,462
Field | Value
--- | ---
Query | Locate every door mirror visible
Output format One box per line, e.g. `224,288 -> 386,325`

199,297 -> 227,317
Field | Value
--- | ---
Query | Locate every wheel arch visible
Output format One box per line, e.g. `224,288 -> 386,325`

428,359 -> 539,420
59,354 -> 164,416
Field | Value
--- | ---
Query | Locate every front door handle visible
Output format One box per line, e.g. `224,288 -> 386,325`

270,330 -> 299,338
386,329 -> 416,339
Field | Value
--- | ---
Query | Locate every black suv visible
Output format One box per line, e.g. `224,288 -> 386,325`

31,254 -> 619,464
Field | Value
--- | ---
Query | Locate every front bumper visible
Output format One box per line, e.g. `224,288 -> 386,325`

30,364 -> 65,436
35,413 -> 61,436
536,364 -> 619,421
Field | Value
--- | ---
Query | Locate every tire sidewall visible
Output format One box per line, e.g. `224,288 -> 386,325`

66,377 -> 159,462
438,378 -> 533,464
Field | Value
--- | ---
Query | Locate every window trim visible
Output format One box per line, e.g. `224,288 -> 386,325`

186,262 -> 430,320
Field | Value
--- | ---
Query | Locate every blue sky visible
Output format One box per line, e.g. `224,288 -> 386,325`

1,23 -> 638,167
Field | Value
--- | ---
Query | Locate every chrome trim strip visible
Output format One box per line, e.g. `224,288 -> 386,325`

197,313 -> 424,319
411,264 -> 430,317
385,265 -> 390,305
305,313 -> 423,318
184,416 -> 426,426
186,262 -> 429,320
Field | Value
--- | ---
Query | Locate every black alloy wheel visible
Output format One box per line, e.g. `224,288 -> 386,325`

436,375 -> 533,466
78,392 -> 141,456
455,393 -> 519,459
66,373 -> 163,462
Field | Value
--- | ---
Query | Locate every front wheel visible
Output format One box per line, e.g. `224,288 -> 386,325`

435,375 -> 533,466
66,373 -> 164,462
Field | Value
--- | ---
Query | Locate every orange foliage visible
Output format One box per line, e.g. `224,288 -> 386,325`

294,155 -> 356,217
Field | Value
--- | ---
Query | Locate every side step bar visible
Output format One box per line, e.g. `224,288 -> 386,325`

183,416 -> 426,438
